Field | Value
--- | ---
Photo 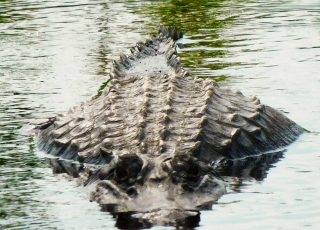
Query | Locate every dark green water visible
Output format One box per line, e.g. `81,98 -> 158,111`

0,0 -> 319,229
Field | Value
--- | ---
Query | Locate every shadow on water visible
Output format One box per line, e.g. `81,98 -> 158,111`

46,150 -> 284,229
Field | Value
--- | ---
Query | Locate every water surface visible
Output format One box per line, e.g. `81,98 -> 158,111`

0,0 -> 319,229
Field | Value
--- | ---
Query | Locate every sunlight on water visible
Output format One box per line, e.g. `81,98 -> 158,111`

0,0 -> 319,229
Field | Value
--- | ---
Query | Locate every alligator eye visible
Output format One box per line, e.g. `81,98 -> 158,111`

187,164 -> 199,176
115,167 -> 129,181
126,186 -> 138,197
115,154 -> 143,183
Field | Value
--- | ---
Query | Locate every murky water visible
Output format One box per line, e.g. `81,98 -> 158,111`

0,0 -> 319,229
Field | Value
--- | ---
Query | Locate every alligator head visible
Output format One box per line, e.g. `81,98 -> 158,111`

35,27 -> 304,228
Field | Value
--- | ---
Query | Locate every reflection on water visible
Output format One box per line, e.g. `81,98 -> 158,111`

137,0 -> 238,80
0,0 -> 319,229
42,149 -> 285,229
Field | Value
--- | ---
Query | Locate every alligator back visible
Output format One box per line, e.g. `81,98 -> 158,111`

36,27 -> 303,167
35,27 -> 304,226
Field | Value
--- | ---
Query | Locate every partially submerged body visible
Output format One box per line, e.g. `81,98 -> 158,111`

36,27 -> 304,227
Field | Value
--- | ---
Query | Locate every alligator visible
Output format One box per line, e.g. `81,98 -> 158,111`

35,27 -> 304,228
